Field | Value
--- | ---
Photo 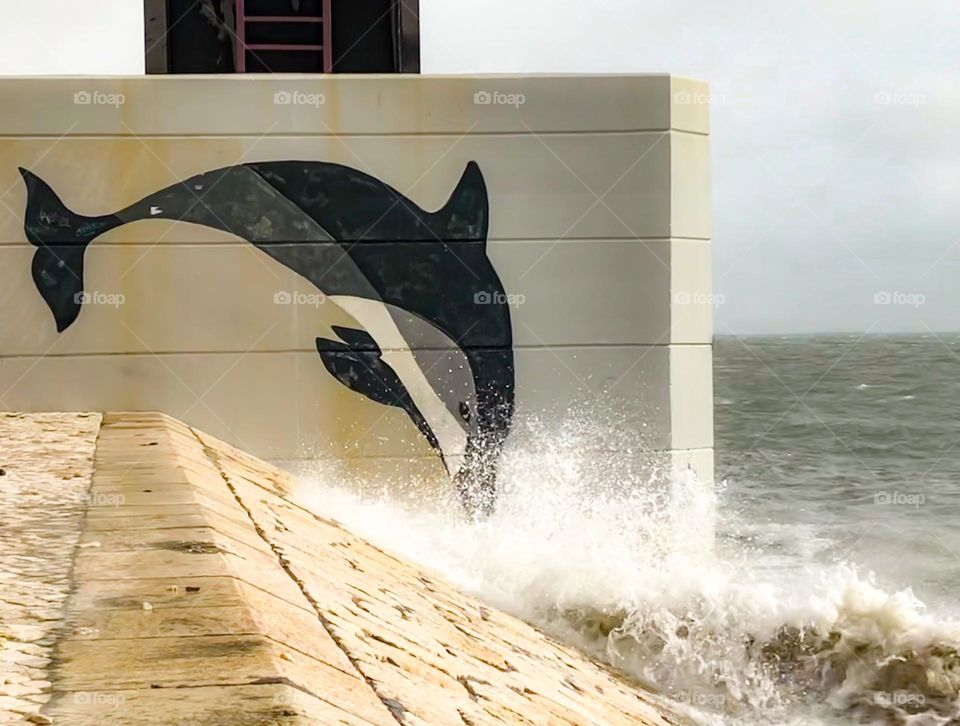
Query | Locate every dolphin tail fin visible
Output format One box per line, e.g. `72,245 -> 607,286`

435,161 -> 488,241
19,168 -> 121,249
19,168 -> 122,333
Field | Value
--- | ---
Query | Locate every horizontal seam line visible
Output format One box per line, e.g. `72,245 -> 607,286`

0,242 -> 712,250
0,128 -> 705,139
0,343 -> 711,359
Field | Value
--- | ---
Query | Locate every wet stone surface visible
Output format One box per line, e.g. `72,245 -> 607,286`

0,413 -> 100,723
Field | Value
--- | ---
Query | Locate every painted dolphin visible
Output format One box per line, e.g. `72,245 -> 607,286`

19,161 -> 515,516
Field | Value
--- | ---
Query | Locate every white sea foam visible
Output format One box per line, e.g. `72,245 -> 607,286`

293,415 -> 960,725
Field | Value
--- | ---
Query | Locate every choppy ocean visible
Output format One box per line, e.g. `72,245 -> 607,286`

294,334 -> 960,725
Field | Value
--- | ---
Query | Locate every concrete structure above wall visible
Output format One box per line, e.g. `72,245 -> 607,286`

0,74 -> 712,504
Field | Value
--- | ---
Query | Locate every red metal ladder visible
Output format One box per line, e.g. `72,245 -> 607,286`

235,0 -> 333,72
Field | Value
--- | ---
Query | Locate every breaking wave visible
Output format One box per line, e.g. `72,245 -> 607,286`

293,415 -> 960,725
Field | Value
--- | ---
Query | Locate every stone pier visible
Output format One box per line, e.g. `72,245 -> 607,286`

0,412 -> 678,725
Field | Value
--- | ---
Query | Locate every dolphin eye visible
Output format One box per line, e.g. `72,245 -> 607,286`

458,401 -> 471,423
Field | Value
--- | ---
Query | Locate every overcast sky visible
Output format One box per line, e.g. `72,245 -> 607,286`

3,1 -> 960,334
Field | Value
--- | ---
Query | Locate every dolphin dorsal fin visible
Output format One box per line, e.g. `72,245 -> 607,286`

436,161 -> 488,241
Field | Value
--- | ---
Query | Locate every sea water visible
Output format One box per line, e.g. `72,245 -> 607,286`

295,334 -> 960,725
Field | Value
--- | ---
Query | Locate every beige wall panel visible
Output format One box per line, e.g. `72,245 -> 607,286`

671,447 -> 715,486
671,131 -> 712,240
669,344 -> 715,450
0,244 -> 356,356
0,75 -> 696,137
513,345 -> 672,450
669,77 -> 711,137
0,134 -> 672,244
491,240 -> 671,347
0,346 -> 687,460
0,350 -> 463,461
0,240 -> 713,355
0,353 -> 307,458
670,239 -> 714,343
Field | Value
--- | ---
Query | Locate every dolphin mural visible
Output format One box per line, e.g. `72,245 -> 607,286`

19,161 -> 515,516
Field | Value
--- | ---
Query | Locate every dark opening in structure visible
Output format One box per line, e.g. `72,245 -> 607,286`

144,0 -> 420,74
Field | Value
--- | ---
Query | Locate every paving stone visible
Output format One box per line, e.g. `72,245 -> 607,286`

0,413 -> 100,724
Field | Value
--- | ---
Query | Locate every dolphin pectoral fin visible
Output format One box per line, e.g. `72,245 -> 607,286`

314,333 -> 447,466
314,335 -> 339,352
313,332 -> 410,408
330,325 -> 379,351
405,405 -> 447,468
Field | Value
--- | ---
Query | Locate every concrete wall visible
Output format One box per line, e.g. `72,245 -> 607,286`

0,75 -> 712,502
